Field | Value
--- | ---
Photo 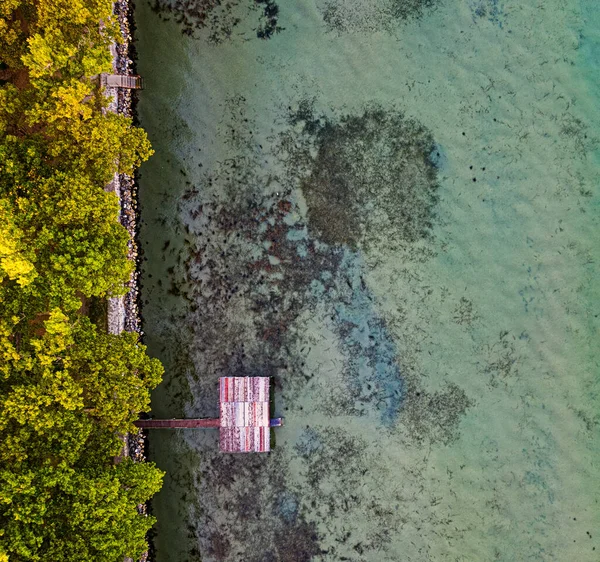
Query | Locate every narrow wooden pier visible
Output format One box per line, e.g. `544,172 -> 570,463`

100,73 -> 144,89
134,418 -> 220,428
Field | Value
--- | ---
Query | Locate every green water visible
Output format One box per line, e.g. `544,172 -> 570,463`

134,1 -> 600,560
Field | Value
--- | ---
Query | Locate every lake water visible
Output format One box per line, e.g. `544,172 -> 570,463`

134,0 -> 600,560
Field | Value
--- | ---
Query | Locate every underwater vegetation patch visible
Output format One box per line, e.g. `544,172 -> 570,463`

186,448 -> 322,561
289,426 -> 410,557
150,0 -> 283,41
318,0 -> 439,34
399,380 -> 473,444
480,330 -> 521,387
255,0 -> 283,39
170,99 -> 469,432
452,296 -> 479,326
284,101 -> 440,250
468,0 -> 506,28
176,181 -> 404,424
157,97 -> 477,559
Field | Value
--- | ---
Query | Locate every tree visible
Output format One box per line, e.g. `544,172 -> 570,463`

0,313 -> 164,561
0,461 -> 163,562
0,313 -> 163,466
46,112 -> 154,184
68,320 -> 164,433
0,2 -> 164,559
1,0 -> 117,76
0,198 -> 37,287
19,173 -> 133,306
0,0 -> 29,71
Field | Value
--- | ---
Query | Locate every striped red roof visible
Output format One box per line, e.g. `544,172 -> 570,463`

219,377 -> 270,453
219,426 -> 270,453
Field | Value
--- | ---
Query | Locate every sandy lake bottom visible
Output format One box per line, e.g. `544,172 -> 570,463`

134,0 -> 600,560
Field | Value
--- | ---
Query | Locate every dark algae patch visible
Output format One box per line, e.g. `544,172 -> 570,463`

400,380 -> 473,445
149,0 -> 283,40
320,0 -> 439,33
285,103 -> 440,250
175,186 -> 406,425
255,0 -> 283,39
189,450 -> 322,561
149,98 -> 475,559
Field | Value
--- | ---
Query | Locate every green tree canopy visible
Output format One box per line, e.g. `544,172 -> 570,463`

0,461 -> 163,562
0,313 -> 164,561
0,312 -> 163,466
0,1 -> 163,559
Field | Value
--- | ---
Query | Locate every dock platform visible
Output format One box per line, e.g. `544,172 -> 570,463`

134,377 -> 283,453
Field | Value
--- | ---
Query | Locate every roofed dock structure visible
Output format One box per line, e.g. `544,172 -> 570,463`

134,377 -> 283,453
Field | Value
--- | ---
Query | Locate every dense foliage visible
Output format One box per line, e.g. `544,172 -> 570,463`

0,1 -> 163,560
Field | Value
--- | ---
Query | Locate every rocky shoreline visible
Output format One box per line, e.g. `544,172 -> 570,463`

106,0 -> 153,560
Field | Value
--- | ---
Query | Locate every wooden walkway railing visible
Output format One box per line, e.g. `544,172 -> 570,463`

134,418 -> 220,428
134,417 -> 284,429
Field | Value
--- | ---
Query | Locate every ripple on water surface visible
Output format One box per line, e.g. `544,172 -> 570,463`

135,0 -> 600,559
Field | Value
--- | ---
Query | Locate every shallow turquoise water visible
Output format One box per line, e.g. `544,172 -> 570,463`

134,1 -> 600,560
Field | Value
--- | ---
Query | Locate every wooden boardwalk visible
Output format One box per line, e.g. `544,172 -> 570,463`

134,418 -> 220,428
100,73 -> 144,89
